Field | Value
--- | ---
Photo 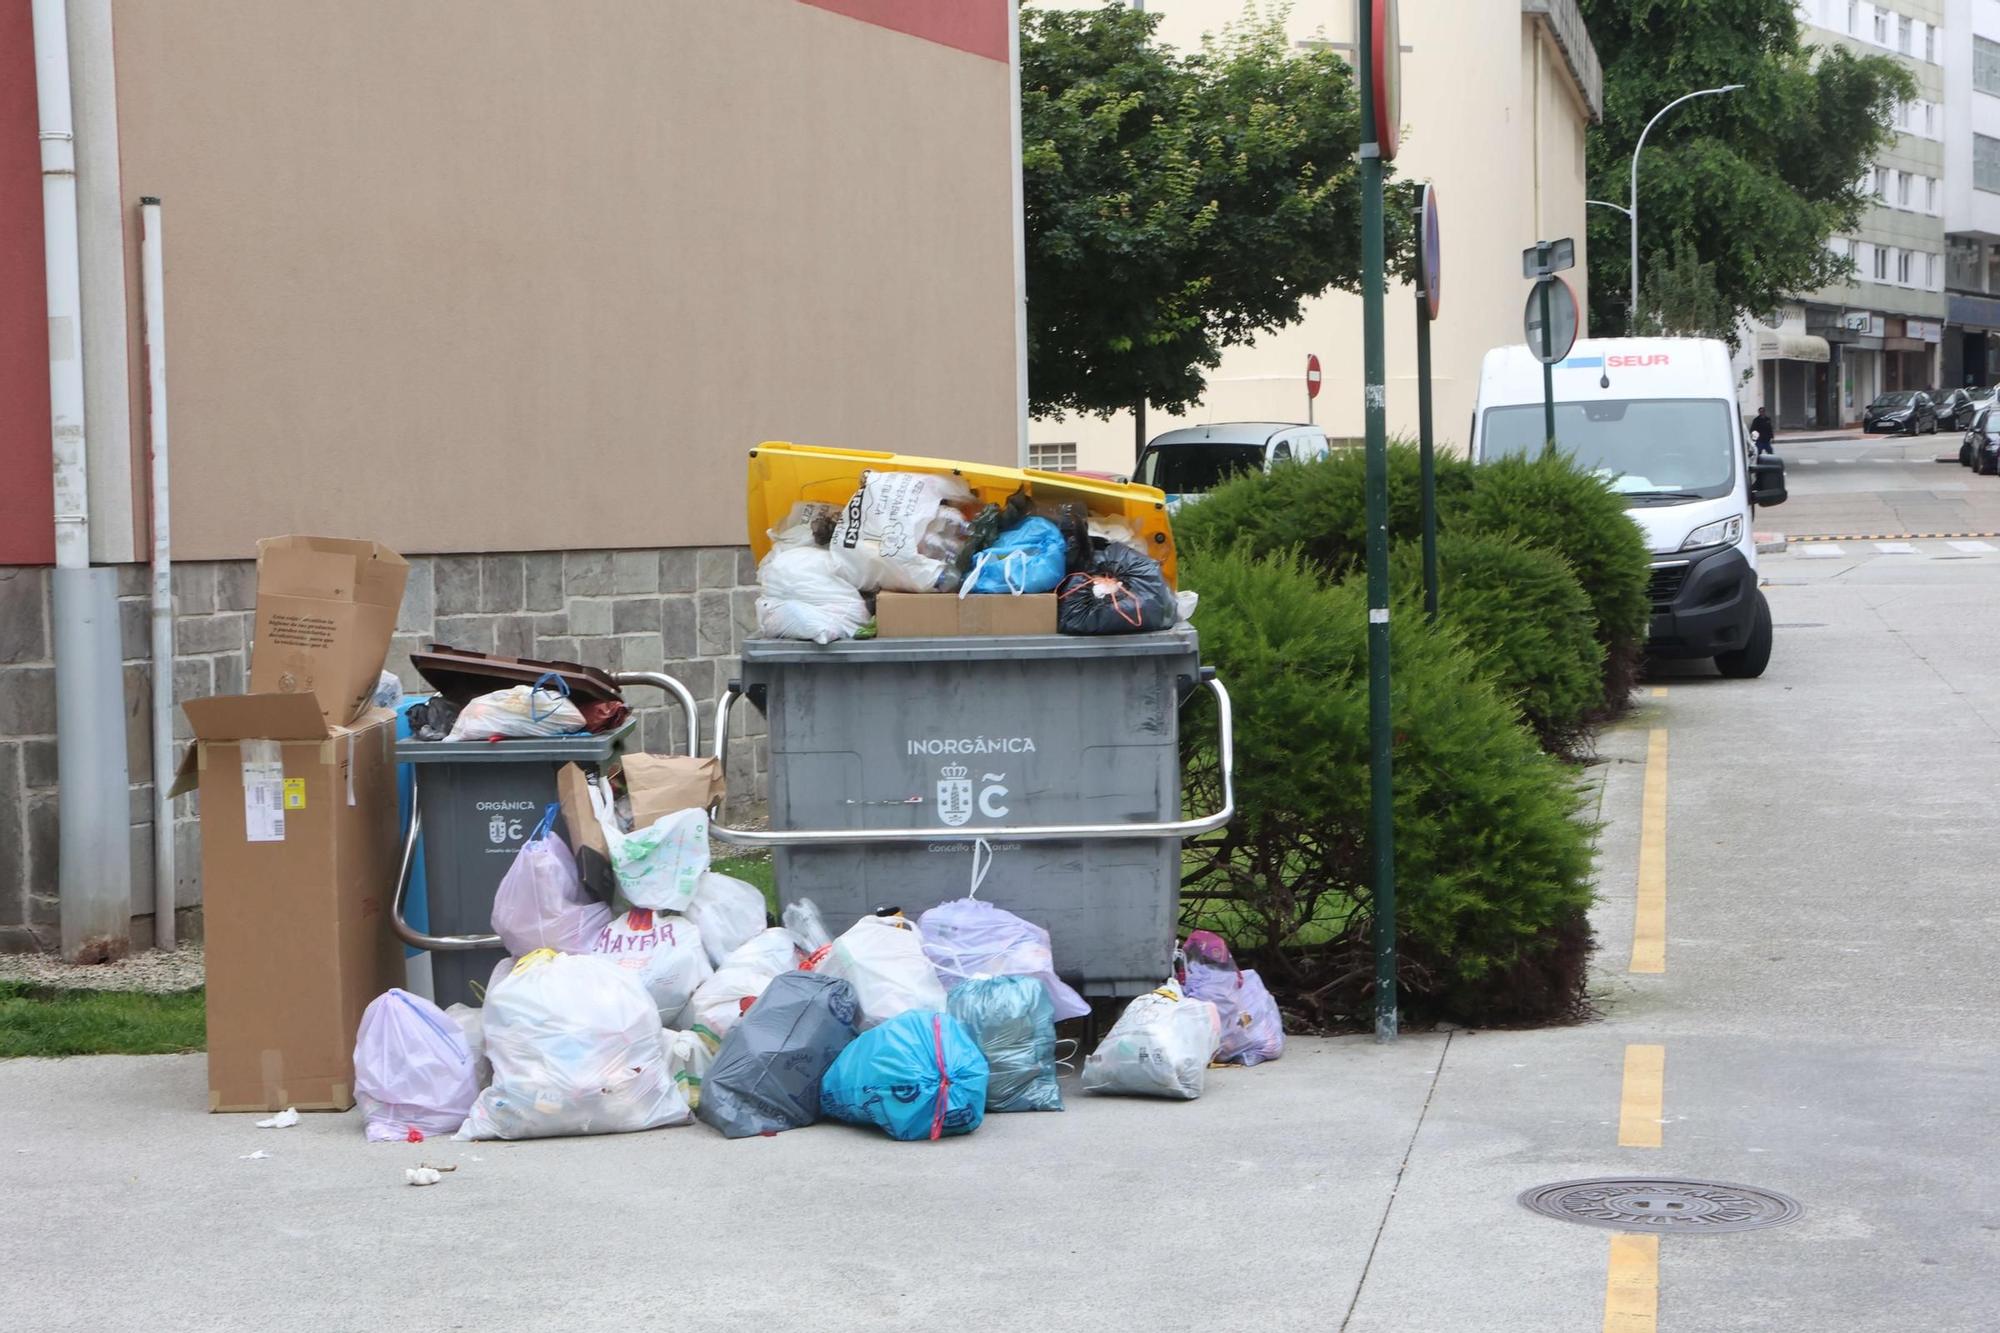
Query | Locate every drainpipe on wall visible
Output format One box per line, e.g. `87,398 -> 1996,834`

140,198 -> 173,952
32,0 -> 132,960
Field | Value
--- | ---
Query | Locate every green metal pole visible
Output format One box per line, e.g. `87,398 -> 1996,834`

1358,0 -> 1397,1044
1416,290 -> 1438,623
1539,276 -> 1556,452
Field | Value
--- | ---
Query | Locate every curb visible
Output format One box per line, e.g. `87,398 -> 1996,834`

1754,533 -> 1786,554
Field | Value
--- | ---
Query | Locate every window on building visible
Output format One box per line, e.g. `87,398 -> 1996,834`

1977,37 -> 2000,97
1874,8 -> 1888,42
1949,236 -> 1984,290
1874,245 -> 1890,281
1847,0 -> 1859,35
1924,101 -> 1935,136
1899,15 -> 1912,53
1926,253 -> 1937,290
1028,441 -> 1077,472
1898,249 -> 1913,285
1924,22 -> 1934,63
1898,171 -> 1911,206
1927,177 -> 1938,213
1876,167 -> 1890,201
1978,133 -> 2000,195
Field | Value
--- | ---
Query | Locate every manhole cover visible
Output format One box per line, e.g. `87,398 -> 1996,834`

1518,1178 -> 1802,1235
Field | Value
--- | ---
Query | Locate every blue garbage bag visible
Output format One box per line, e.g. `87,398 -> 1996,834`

947,975 -> 1063,1112
963,517 -> 1067,595
820,1009 -> 990,1140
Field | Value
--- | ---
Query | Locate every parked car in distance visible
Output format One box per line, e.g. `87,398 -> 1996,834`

1863,390 -> 1937,435
1136,423 -> 1332,511
1945,388 -> 1997,443
1965,405 -> 2000,476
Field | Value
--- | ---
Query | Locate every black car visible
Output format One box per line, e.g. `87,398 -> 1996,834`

1863,390 -> 1937,435
1965,405 -> 2000,476
1938,388 -> 1994,431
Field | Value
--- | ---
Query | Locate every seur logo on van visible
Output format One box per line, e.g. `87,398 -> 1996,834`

1607,354 -> 1670,367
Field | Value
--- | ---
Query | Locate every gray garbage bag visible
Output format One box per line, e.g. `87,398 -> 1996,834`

946,975 -> 1063,1112
695,971 -> 860,1138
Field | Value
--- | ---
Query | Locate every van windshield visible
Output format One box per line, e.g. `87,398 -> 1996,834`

1137,442 -> 1267,494
1478,398 -> 1737,502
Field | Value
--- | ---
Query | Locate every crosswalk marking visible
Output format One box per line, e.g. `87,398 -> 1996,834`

1948,540 -> 1997,553
1797,545 -> 1844,558
1874,542 -> 1917,553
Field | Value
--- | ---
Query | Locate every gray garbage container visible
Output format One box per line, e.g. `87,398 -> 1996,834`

710,629 -> 1233,999
391,672 -> 697,1007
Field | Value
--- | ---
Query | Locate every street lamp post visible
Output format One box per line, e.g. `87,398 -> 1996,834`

1628,85 -> 1743,331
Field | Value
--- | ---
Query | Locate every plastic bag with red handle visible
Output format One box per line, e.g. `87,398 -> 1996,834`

1056,544 -> 1177,635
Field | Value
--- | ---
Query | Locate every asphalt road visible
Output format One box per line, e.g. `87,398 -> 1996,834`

3,470 -> 1996,1331
1769,428 -> 2000,538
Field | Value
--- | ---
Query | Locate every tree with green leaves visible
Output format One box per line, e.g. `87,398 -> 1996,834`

1580,0 -> 1914,339
1020,4 -> 1409,418
1638,238 -> 1736,339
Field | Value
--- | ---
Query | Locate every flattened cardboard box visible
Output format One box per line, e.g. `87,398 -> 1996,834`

174,695 -> 402,1112
250,535 -> 409,726
876,592 -> 1057,639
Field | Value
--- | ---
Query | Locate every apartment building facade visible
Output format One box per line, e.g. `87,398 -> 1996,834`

1759,1 -> 1950,427
1942,0 -> 2000,387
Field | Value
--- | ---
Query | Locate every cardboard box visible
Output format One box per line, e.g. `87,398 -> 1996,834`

876,592 -> 1057,638
171,695 -> 403,1112
250,536 -> 409,725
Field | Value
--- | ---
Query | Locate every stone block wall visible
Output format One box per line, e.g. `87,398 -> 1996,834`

0,546 -> 765,953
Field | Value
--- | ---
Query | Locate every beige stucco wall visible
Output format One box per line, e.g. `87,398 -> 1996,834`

1029,2 -> 1596,470
112,0 -> 1019,561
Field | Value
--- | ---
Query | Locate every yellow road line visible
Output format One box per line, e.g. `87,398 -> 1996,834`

1631,729 -> 1668,974
1618,1045 -> 1666,1148
1650,686 -> 1667,698
1603,1234 -> 1660,1333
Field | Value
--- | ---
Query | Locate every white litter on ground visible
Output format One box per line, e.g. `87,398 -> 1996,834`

255,1108 -> 299,1129
238,1150 -> 272,1161
404,1167 -> 443,1186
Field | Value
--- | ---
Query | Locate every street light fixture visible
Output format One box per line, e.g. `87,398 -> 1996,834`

1629,84 -> 1744,331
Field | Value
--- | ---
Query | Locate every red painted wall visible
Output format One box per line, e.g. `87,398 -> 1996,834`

0,4 -> 54,566
797,0 -> 1010,63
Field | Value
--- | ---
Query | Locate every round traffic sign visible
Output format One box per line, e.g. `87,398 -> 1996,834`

1523,275 -> 1579,365
1417,183 -> 1441,320
1371,0 -> 1402,161
1306,353 -> 1323,400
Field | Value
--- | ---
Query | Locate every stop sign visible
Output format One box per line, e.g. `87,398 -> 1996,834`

1306,354 -> 1323,400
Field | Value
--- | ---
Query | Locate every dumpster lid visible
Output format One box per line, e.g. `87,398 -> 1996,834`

740,627 -> 1200,665
411,645 -> 624,707
394,719 -> 637,764
744,442 -> 1179,585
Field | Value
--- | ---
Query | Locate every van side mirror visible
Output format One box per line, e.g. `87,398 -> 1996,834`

1751,456 -> 1787,508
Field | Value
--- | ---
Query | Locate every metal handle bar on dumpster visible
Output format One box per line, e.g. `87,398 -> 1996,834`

704,674 -> 1235,847
389,669 -> 703,953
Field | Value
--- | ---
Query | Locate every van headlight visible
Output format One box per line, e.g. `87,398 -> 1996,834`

1681,516 -> 1743,551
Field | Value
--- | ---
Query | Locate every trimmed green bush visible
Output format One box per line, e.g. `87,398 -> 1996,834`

1441,452 -> 1652,679
1172,441 -> 1475,575
1392,531 -> 1604,753
1180,548 -> 1596,1029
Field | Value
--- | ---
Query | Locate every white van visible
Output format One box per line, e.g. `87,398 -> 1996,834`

1137,422 -> 1331,511
1470,337 -> 1787,678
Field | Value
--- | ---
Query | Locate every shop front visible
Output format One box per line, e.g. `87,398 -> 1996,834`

1946,293 -> 2000,389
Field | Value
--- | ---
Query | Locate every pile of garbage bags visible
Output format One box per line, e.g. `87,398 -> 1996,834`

352,765 -> 1285,1143
755,470 -> 1187,644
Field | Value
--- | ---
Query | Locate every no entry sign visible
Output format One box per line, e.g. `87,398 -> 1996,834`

1306,354 -> 1323,400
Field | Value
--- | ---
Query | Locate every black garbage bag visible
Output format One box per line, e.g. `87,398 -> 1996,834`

1056,545 -> 1178,635
696,971 -> 860,1138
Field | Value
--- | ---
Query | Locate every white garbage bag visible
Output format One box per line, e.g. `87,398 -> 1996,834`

443,1002 -> 492,1089
588,907 -> 713,1023
684,872 -> 769,968
756,545 -> 869,645
1080,981 -> 1223,1101
446,685 -> 585,741
673,927 -> 803,1046
456,951 -> 692,1141
591,771 -> 708,911
663,1028 -> 717,1111
815,914 -> 947,1030
489,807 -> 612,957
826,470 -> 975,593
352,988 -> 480,1142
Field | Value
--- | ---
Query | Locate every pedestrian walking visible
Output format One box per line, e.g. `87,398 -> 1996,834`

1749,406 -> 1775,455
